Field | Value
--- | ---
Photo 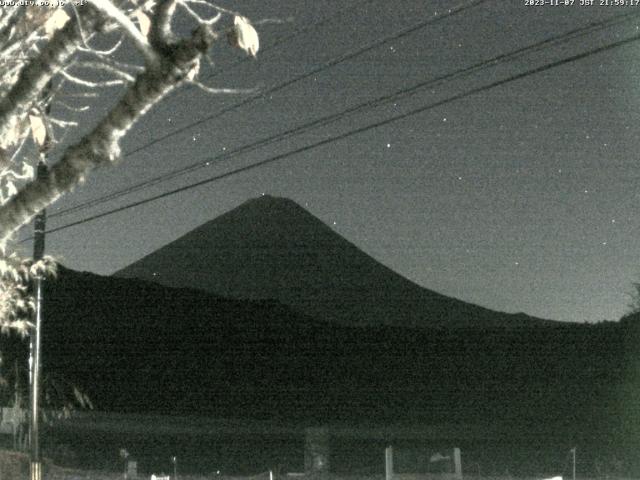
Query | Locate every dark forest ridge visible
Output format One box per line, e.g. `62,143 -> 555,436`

116,194 -> 557,329
37,266 -> 638,445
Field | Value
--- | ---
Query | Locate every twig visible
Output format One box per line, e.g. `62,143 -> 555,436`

88,0 -> 158,65
59,70 -> 126,88
186,80 -> 257,95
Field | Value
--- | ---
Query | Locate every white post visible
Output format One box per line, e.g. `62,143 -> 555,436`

453,448 -> 462,480
385,446 -> 393,480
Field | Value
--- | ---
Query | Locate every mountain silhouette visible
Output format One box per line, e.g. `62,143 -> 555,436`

116,195 -> 556,329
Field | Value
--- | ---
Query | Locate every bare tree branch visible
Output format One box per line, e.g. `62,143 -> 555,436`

53,101 -> 91,113
0,24 -> 218,241
178,1 -> 221,26
149,0 -> 177,50
0,6 -> 105,150
88,0 -> 158,64
60,70 -> 127,88
76,34 -> 124,55
0,0 -> 261,331
73,61 -> 138,82
186,79 -> 257,95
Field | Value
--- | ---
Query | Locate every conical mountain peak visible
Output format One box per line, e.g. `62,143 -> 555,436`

240,194 -> 301,211
224,194 -> 319,226
116,196 -> 556,329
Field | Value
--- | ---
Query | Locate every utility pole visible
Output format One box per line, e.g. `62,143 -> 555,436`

571,447 -> 576,480
29,80 -> 52,480
29,159 -> 48,480
172,456 -> 177,480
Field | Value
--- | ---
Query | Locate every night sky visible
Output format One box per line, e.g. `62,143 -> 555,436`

17,0 -> 640,323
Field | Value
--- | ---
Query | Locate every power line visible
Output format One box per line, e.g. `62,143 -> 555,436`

46,0 -> 376,220
26,30 -> 640,240
49,9 -> 640,220
122,0 -> 491,158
